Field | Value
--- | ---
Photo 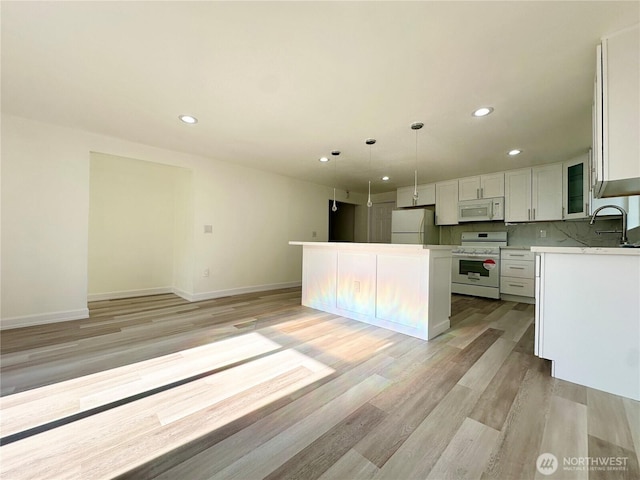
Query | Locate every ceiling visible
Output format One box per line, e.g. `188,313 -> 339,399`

2,1 -> 638,194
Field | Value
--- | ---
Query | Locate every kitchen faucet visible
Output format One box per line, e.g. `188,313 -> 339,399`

589,205 -> 628,245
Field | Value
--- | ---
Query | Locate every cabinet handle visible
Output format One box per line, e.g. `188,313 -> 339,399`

509,254 -> 526,257
509,266 -> 526,270
533,208 -> 536,220
477,188 -> 480,199
562,206 -> 565,218
509,284 -> 525,288
585,202 -> 589,214
481,187 -> 484,198
528,209 -> 531,220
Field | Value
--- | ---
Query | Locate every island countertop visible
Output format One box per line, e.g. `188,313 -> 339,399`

289,241 -> 453,250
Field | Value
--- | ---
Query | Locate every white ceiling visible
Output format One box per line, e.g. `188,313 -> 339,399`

2,1 -> 638,194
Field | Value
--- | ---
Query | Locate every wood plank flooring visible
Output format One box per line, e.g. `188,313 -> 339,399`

1,288 -> 638,479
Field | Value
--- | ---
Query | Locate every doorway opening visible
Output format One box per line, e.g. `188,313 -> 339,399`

328,201 -> 355,242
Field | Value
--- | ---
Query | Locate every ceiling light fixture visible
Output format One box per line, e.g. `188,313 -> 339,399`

411,122 -> 424,205
508,149 -> 522,156
319,156 -> 329,163
331,150 -> 340,212
178,114 -> 198,124
472,107 -> 494,117
365,138 -> 376,208
382,176 -> 390,181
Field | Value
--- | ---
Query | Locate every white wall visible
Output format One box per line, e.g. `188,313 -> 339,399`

1,114 -> 365,327
88,153 -> 192,299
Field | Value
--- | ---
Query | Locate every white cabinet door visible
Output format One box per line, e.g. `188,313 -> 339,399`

416,183 -> 436,205
458,176 -> 481,201
532,164 -> 563,221
593,25 -> 640,197
396,186 -> 415,208
563,155 -> 589,219
435,180 -> 459,225
481,172 -> 505,198
458,174 -> 503,200
505,168 -> 532,222
397,184 -> 436,207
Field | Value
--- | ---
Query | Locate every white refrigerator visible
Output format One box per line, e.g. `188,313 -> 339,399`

391,208 -> 439,245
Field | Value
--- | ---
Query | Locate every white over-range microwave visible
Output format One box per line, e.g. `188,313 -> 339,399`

458,197 -> 504,222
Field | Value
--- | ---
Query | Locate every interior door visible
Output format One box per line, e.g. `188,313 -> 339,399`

370,202 -> 394,243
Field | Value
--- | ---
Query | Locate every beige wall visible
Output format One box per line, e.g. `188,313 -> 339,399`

1,114 -> 366,327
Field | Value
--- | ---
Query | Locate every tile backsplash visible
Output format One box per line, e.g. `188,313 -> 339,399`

440,218 -> 636,247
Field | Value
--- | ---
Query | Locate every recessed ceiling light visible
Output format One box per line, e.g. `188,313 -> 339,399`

472,107 -> 494,117
178,114 -> 198,124
381,176 -> 390,181
319,157 -> 329,163
508,149 -> 522,156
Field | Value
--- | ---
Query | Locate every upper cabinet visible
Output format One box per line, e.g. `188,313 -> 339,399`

593,24 -> 640,198
458,173 -> 504,201
563,154 -> 589,219
396,183 -> 436,208
435,180 -> 459,225
505,168 -> 532,222
505,165 -> 562,222
532,164 -> 563,221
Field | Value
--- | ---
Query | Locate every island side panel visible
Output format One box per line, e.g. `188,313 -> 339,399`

428,250 -> 452,338
336,252 -> 376,316
301,247 -> 337,311
376,253 -> 429,339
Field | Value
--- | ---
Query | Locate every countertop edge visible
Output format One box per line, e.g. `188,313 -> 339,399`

289,241 -> 453,250
531,246 -> 640,255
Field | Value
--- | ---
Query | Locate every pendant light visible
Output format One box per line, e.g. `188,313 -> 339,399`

331,150 -> 340,212
411,122 -> 424,205
365,138 -> 376,208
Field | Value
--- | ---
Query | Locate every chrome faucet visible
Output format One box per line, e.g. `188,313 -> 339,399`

589,205 -> 628,245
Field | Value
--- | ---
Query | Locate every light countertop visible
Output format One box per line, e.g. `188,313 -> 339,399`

289,241 -> 453,251
531,246 -> 640,256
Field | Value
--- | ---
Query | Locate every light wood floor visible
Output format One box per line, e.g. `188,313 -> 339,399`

1,288 -> 638,479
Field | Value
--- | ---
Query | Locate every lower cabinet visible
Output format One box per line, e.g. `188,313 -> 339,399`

500,249 -> 535,303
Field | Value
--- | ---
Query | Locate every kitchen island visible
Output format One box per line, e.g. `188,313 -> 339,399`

532,246 -> 640,400
289,242 -> 453,340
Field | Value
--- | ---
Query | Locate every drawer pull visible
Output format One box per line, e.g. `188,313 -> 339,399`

508,266 -> 526,270
508,284 -> 525,287
509,254 -> 526,257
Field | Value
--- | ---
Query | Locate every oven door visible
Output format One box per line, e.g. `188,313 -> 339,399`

451,255 -> 499,288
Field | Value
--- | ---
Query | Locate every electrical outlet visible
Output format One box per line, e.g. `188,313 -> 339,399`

204,225 -> 213,234
540,230 -> 547,238
312,231 -> 317,238
203,268 -> 210,277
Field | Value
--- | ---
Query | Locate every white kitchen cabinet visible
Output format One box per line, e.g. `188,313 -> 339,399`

435,180 -> 459,225
532,163 -> 563,221
563,156 -> 590,219
500,249 -> 534,304
505,165 -> 562,222
533,247 -> 640,400
458,173 -> 504,201
396,183 -> 436,208
504,168 -> 532,222
593,24 -> 640,198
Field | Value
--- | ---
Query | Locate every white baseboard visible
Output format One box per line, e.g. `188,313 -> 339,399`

186,281 -> 302,302
87,287 -> 174,302
1,308 -> 90,330
1,282 -> 301,330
